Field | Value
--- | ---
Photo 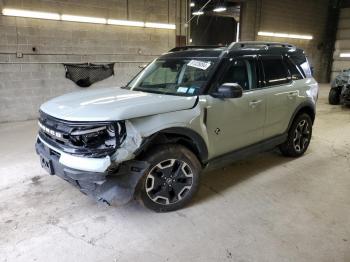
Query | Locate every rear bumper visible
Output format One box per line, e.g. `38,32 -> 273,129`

35,138 -> 149,205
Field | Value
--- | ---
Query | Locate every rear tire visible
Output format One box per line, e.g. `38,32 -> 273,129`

279,113 -> 312,157
138,144 -> 201,212
329,88 -> 341,105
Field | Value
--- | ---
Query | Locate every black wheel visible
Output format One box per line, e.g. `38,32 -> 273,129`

279,113 -> 312,157
329,88 -> 341,105
138,145 -> 201,212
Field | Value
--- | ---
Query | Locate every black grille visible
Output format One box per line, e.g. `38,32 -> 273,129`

38,111 -> 118,158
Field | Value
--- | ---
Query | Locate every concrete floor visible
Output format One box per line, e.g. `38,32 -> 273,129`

0,84 -> 349,262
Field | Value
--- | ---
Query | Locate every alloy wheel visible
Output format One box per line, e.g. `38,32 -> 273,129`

293,119 -> 311,153
145,159 -> 193,205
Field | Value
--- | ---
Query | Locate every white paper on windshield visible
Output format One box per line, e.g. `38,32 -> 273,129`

188,87 -> 195,94
177,87 -> 188,93
187,60 -> 211,70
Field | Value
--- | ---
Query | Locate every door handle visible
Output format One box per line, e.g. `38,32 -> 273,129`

249,100 -> 262,108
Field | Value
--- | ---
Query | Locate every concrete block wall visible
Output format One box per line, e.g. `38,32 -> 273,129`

240,0 -> 330,83
331,8 -> 350,81
0,0 -> 178,123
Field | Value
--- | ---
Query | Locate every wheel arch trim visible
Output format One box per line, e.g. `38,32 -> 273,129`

286,101 -> 316,132
135,127 -> 209,164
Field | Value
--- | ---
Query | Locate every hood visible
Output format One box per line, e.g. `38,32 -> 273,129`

40,87 -> 197,122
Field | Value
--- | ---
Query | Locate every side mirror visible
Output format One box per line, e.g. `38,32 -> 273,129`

211,83 -> 243,99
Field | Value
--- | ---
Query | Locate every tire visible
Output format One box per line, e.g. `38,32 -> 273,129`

138,144 -> 201,212
279,113 -> 312,157
329,88 -> 341,105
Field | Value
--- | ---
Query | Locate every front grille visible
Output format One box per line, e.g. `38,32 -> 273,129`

38,111 -> 122,158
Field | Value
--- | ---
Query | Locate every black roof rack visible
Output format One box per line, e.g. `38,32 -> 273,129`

169,42 -> 296,53
169,45 -> 223,52
165,42 -> 298,60
228,41 -> 295,49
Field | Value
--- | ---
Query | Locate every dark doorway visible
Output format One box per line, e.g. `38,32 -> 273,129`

190,15 -> 237,45
189,0 -> 241,46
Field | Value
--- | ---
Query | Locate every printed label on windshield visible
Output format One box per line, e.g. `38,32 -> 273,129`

187,60 -> 211,70
177,87 -> 189,93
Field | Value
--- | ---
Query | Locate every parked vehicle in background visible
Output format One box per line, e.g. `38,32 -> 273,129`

35,41 -> 319,212
329,69 -> 350,105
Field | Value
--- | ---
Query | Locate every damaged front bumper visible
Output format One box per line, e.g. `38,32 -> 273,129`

35,136 -> 149,205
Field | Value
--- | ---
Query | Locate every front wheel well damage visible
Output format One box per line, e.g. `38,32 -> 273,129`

135,128 -> 208,166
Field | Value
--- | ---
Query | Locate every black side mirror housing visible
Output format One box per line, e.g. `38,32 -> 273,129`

211,83 -> 243,99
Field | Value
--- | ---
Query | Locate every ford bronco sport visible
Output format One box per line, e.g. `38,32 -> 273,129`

36,41 -> 319,212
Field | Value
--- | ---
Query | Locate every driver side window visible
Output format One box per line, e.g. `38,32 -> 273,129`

220,59 -> 256,91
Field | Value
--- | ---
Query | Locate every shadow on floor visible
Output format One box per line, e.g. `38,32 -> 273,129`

193,149 -> 296,205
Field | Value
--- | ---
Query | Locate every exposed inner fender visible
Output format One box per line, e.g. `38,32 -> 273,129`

111,120 -> 142,163
134,127 -> 209,165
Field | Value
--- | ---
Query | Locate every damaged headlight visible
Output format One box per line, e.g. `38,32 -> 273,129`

69,122 -> 126,149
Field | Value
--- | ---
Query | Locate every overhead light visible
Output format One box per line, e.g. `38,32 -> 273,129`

340,53 -> 350,58
1,8 -> 176,30
108,19 -> 144,27
61,14 -> 107,24
258,31 -> 313,40
2,8 -> 60,20
145,22 -> 176,29
190,2 -> 195,7
213,6 -> 227,12
192,10 -> 204,15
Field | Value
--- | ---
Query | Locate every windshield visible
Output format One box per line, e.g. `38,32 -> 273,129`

126,58 -> 217,96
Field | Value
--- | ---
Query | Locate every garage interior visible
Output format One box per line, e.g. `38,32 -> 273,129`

0,0 -> 350,261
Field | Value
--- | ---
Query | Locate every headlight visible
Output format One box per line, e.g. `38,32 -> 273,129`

106,124 -> 115,136
69,122 -> 125,149
70,126 -> 107,136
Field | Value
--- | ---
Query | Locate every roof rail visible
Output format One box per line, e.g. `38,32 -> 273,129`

169,45 -> 223,52
228,41 -> 295,50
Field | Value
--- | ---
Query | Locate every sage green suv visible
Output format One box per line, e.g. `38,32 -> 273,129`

36,42 -> 319,212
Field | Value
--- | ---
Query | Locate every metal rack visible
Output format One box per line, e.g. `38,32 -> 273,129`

169,41 -> 296,53
169,45 -> 223,52
228,41 -> 295,49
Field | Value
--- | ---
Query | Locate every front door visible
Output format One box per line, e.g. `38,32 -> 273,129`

205,57 -> 266,158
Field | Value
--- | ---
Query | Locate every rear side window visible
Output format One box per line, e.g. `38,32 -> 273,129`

300,59 -> 312,78
290,53 -> 312,78
284,57 -> 304,80
261,57 -> 290,86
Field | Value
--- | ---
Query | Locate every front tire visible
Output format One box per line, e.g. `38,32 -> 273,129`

279,113 -> 312,157
329,88 -> 341,105
138,145 -> 201,212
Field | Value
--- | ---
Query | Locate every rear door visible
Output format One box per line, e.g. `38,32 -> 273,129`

259,55 -> 296,138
